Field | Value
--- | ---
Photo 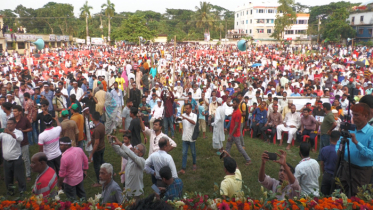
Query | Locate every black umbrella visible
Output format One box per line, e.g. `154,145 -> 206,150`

355,61 -> 365,66
33,53 -> 40,58
307,60 -> 315,63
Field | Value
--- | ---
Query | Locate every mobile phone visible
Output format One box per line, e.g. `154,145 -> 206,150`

151,184 -> 160,194
265,152 -> 278,161
108,136 -> 114,144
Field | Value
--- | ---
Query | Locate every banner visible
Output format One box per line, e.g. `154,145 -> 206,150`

76,38 -> 85,44
49,34 -> 56,41
91,37 -> 104,45
204,32 -> 210,42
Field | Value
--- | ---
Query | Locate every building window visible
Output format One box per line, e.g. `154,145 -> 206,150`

285,30 -> 294,34
250,29 -> 252,34
266,19 -> 274,24
250,19 -> 252,23
268,9 -> 274,13
267,29 -> 272,33
246,30 -> 248,34
352,17 -> 355,24
246,20 -> 248,24
247,10 -> 248,15
298,20 -> 307,24
17,42 -> 25,49
251,10 -> 252,14
295,30 -> 306,34
361,16 -> 364,22
237,13 -> 239,17
258,9 -> 264,13
369,29 -> 373,35
256,19 -> 265,23
257,29 -> 264,33
359,29 -> 364,34
237,22 -> 238,25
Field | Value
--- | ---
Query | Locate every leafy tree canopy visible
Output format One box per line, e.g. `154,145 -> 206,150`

111,15 -> 157,42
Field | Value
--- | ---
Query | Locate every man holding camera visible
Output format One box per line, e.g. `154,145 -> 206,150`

259,150 -> 300,200
335,103 -> 373,196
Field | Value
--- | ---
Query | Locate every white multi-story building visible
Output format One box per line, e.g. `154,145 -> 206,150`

233,1 -> 309,40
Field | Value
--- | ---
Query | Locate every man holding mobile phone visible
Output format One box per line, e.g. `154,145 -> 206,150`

258,150 -> 300,200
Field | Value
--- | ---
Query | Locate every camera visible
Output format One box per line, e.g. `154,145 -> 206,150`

340,122 -> 356,138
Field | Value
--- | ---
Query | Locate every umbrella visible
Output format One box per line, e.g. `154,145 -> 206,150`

359,58 -> 369,66
307,60 -> 315,63
355,61 -> 365,67
251,63 -> 262,67
324,56 -> 333,60
288,59 -> 296,61
346,61 -> 355,64
33,54 -> 40,58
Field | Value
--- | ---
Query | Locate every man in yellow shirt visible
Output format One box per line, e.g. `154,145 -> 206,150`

115,72 -> 126,92
220,154 -> 243,199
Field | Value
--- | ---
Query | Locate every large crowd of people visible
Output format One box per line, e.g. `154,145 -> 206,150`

0,42 -> 373,204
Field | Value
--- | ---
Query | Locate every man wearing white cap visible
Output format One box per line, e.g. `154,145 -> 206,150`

366,82 -> 373,95
211,98 -> 224,155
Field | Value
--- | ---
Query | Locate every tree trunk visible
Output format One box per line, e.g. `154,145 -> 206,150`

86,15 -> 89,38
108,15 -> 111,42
220,31 -> 221,41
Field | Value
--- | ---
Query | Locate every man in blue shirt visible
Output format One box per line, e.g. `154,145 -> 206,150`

252,101 -> 267,138
187,93 -> 197,113
40,82 -> 55,117
158,166 -> 183,201
290,87 -> 301,97
226,82 -> 234,96
320,131 -> 340,196
335,103 -> 373,196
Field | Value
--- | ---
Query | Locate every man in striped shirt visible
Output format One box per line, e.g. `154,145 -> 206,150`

31,152 -> 57,197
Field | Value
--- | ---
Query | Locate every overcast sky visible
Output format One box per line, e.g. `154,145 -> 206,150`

3,0 -> 363,17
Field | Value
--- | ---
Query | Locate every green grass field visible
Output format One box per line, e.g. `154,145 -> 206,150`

0,126 -> 319,200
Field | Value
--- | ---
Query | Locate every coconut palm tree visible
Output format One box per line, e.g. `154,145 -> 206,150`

80,1 -> 93,41
101,0 -> 115,41
193,1 -> 214,33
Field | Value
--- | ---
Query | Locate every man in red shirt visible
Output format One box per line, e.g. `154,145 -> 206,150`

31,152 -> 57,197
226,98 -> 251,165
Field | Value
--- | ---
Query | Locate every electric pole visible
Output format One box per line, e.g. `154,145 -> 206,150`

317,16 -> 321,44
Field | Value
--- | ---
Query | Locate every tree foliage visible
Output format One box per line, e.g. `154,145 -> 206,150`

111,15 -> 157,43
308,1 -> 360,35
0,1 -> 234,42
321,8 -> 356,42
271,0 -> 296,41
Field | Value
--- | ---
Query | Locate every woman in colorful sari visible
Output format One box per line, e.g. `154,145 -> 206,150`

104,92 -> 120,134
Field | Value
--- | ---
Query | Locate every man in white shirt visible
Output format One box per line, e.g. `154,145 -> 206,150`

144,137 -> 178,186
179,103 -> 197,175
0,117 -> 26,195
295,142 -> 320,197
149,99 -> 164,129
69,81 -> 84,101
276,104 -> 301,150
333,84 -> 344,97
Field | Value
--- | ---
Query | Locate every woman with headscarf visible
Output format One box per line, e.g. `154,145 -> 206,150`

104,92 -> 120,134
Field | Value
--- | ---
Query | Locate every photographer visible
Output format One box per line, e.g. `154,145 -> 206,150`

335,103 -> 373,196
259,150 -> 300,200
